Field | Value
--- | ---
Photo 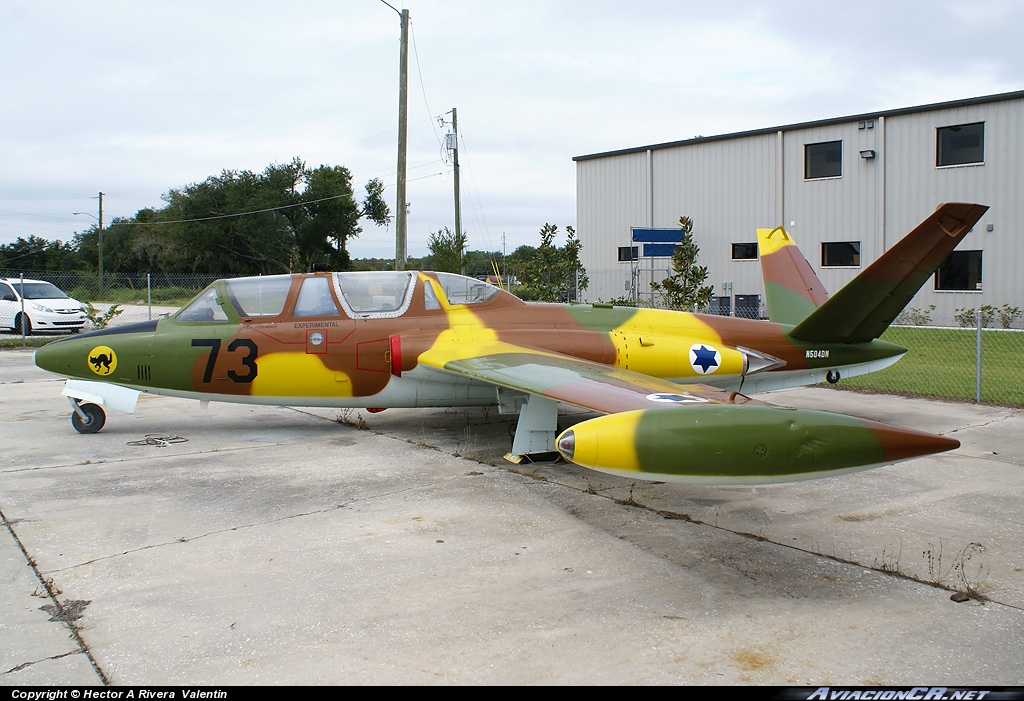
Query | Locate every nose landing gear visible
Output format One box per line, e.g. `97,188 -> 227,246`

69,398 -> 106,434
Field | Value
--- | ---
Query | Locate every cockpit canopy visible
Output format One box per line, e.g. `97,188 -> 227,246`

431,272 -> 500,306
175,271 -> 507,322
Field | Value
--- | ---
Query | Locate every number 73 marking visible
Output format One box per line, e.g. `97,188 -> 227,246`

191,338 -> 259,383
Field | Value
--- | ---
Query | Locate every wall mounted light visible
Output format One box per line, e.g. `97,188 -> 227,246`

859,149 -> 876,159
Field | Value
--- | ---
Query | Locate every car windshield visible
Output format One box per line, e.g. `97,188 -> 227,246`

14,282 -> 70,300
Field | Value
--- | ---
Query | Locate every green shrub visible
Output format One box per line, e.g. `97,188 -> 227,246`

998,304 -> 1022,329
84,303 -> 124,329
954,306 -> 996,328
895,305 -> 935,326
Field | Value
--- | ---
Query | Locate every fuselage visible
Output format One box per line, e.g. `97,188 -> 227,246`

34,271 -> 907,408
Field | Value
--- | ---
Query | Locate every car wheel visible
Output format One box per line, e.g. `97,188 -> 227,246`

14,313 -> 31,336
71,403 -> 106,434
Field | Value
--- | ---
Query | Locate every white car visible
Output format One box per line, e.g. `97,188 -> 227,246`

0,277 -> 87,335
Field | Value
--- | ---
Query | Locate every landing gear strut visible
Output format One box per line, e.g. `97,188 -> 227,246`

69,398 -> 106,434
504,394 -> 560,463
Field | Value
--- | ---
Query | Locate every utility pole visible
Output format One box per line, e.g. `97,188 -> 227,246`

97,192 -> 104,296
442,107 -> 464,272
395,8 -> 410,271
72,194 -> 103,294
451,107 -> 462,258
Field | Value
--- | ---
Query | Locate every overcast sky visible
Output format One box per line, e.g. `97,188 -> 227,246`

2,0 -> 1022,261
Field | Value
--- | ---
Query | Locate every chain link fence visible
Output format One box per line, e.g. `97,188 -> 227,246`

839,307 -> 1024,407
4,270 -> 1022,407
0,270 -> 220,336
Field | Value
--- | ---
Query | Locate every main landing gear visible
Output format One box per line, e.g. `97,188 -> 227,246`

504,394 -> 562,464
69,398 -> 106,434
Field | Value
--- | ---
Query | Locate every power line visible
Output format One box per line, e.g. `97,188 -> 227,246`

144,192 -> 356,226
410,20 -> 443,148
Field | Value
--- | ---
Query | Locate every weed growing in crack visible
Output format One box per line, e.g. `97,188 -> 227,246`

874,541 -> 903,573
336,409 -> 369,430
923,540 -> 989,600
952,542 -> 988,600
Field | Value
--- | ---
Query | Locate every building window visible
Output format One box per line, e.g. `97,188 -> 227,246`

936,122 -> 984,167
935,250 -> 983,291
805,140 -> 842,179
821,242 -> 861,267
618,246 -> 638,262
731,243 -> 757,260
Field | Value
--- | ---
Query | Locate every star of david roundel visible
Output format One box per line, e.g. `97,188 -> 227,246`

689,343 -> 721,375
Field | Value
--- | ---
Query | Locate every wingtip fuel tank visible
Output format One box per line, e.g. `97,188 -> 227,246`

556,405 -> 959,484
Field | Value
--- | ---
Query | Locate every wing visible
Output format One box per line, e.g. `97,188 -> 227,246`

416,338 -> 957,483
417,338 -> 752,413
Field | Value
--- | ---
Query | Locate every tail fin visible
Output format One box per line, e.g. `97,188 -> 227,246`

789,202 -> 989,344
757,225 -> 830,325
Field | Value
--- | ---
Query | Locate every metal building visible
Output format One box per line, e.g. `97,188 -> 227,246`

573,90 -> 1023,324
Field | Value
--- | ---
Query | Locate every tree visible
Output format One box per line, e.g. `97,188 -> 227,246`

3,159 -> 389,277
650,215 -> 714,311
157,158 -> 390,274
123,207 -> 184,276
295,165 -> 359,271
159,164 -> 299,274
461,250 -> 503,278
0,235 -> 78,272
514,224 -> 588,302
296,166 -> 391,272
426,227 -> 468,273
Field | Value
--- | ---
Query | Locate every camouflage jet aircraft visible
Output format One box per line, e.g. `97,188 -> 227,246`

34,202 -> 987,484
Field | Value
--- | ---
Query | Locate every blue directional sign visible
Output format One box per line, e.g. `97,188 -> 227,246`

631,228 -> 680,243
643,243 -> 679,257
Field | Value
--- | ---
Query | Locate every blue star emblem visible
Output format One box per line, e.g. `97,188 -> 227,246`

690,344 -> 721,374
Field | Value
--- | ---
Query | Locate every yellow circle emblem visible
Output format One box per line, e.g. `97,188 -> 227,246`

88,346 -> 117,376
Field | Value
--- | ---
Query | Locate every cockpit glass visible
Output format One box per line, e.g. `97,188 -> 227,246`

335,272 -> 414,316
422,279 -> 441,310
225,275 -> 291,318
177,288 -> 229,322
433,272 -> 500,305
294,276 -> 340,317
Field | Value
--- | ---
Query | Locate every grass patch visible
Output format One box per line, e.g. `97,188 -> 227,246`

0,336 -> 60,349
69,285 -> 199,307
841,326 -> 1024,406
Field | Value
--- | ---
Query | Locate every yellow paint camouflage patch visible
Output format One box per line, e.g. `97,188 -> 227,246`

756,226 -> 796,256
250,352 -> 354,397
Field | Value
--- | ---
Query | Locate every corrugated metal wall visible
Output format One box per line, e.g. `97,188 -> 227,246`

576,94 -> 1020,324
882,101 -> 1018,320
650,134 -> 778,308
577,151 -> 650,301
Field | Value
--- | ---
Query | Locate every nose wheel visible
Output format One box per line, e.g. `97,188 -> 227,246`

69,399 -> 106,434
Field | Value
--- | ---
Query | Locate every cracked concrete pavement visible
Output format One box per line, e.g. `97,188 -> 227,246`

2,348 -> 1023,685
